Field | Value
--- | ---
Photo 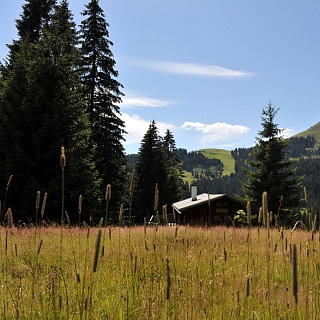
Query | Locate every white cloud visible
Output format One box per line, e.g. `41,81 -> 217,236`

131,59 -> 253,78
120,113 -> 175,145
281,128 -> 295,138
181,121 -> 250,145
121,95 -> 172,108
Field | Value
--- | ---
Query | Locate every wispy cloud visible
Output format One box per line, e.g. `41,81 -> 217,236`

181,121 -> 250,145
121,95 -> 173,108
281,128 -> 296,138
120,113 -> 174,145
130,59 -> 254,78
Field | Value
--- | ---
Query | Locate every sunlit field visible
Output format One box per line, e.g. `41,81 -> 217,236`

0,225 -> 319,319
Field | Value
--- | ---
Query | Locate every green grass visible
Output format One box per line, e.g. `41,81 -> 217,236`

199,148 -> 235,176
293,121 -> 320,148
1,225 -> 319,319
182,170 -> 195,184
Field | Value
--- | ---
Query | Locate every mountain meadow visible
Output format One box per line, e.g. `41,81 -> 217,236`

1,0 -> 320,318
1,121 -> 319,319
1,224 -> 320,319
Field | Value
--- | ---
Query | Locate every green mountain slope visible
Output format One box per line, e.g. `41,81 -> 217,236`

199,148 -> 235,176
293,121 -> 320,147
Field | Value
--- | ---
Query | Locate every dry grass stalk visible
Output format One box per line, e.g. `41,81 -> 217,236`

6,175 -> 13,192
93,230 -> 102,273
65,211 -> 71,227
36,191 -> 41,210
60,146 -> 66,171
1,175 -> 13,222
105,185 -> 111,202
312,214 -> 317,234
36,191 -> 41,226
304,186 -> 307,205
258,207 -> 263,226
6,208 -> 14,228
41,193 -> 47,219
262,191 -> 268,227
119,204 -> 123,224
163,204 -> 168,225
129,170 -> 135,199
154,183 -> 159,212
291,243 -> 298,305
247,200 -> 251,226
78,195 -> 83,215
166,258 -> 171,299
104,185 -> 111,228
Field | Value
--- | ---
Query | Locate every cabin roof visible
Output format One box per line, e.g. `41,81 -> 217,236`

172,193 -> 229,213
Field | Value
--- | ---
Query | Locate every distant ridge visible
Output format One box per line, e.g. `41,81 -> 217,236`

292,121 -> 320,147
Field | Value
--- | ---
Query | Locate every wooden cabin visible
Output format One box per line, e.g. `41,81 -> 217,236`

172,193 -> 244,226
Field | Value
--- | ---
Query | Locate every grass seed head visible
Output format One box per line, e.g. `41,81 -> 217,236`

60,146 -> 66,171
119,204 -> 123,222
41,193 -> 47,218
93,229 -> 102,273
6,175 -> 13,192
105,184 -> 111,202
154,183 -> 159,211
78,195 -> 83,215
36,191 -> 41,210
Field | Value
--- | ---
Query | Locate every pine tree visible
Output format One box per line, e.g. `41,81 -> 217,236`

16,0 -> 56,42
163,130 -> 185,204
0,1 -> 101,222
79,0 -> 127,213
242,103 -> 301,223
134,121 -> 168,223
5,0 -> 56,63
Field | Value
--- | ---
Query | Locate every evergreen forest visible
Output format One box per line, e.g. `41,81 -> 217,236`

174,134 -> 320,225
1,1 -> 319,228
0,0 -> 184,224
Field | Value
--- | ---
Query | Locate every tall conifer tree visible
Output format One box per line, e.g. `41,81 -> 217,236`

134,121 -> 168,223
79,0 -> 127,212
0,0 -> 101,222
242,103 -> 301,223
163,130 -> 185,204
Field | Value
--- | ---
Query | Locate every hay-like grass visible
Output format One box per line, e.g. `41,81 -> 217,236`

0,226 -> 319,319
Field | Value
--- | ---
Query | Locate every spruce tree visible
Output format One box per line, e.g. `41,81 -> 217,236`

163,130 -> 185,204
134,121 -> 168,223
79,0 -> 127,213
6,0 -> 56,63
0,0 -> 101,222
242,103 -> 301,223
16,0 -> 56,42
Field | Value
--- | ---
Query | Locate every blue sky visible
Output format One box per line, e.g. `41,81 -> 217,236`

1,1 -> 320,154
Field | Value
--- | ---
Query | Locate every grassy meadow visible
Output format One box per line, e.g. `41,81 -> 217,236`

1,225 -> 319,319
199,149 -> 235,176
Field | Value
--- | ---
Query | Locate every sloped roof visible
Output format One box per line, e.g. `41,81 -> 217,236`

172,193 -> 227,213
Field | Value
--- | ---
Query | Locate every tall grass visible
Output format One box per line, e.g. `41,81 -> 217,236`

1,225 -> 319,319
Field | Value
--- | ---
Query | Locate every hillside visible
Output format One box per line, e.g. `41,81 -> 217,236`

293,121 -> 320,147
198,149 -> 235,176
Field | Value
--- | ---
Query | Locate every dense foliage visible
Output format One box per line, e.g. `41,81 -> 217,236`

0,0 -> 140,223
79,0 -> 127,211
242,103 -> 301,221
0,0 -> 101,222
133,121 -> 184,223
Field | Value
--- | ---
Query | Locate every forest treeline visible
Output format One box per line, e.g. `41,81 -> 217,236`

190,135 -> 320,215
128,133 -> 320,216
